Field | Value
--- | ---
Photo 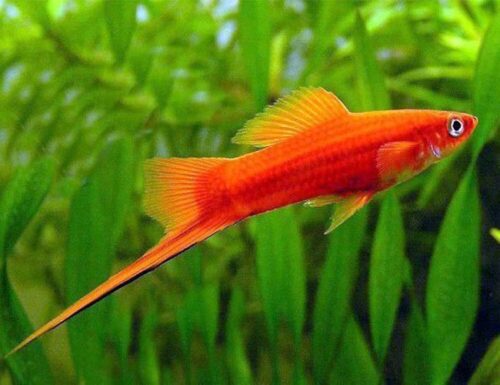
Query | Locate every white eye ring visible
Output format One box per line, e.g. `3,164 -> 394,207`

448,118 -> 464,137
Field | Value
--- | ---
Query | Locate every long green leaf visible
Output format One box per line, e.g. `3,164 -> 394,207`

369,191 -> 405,364
312,208 -> 368,385
177,246 -> 220,384
280,211 -> 306,347
0,159 -> 55,258
13,0 -> 51,29
0,158 -> 54,384
103,0 -> 138,64
330,316 -> 378,385
426,167 -> 480,385
239,0 -> 270,110
198,283 -> 221,385
469,335 -> 500,385
417,153 -> 457,208
472,11 -> 500,157
129,45 -> 153,87
352,11 -> 396,369
387,78 -> 469,111
138,293 -> 161,385
254,209 -> 286,347
148,61 -> 173,112
304,0 -> 354,77
65,170 -> 110,385
490,228 -> 500,243
255,207 -> 305,385
65,137 -> 134,384
110,298 -> 134,385
353,10 -> 391,111
403,299 -> 431,385
176,292 -> 196,385
226,288 -> 252,385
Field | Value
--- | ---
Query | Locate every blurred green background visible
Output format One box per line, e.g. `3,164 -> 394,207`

0,0 -> 499,384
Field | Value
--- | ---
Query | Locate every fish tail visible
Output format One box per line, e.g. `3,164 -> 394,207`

8,157 -> 234,356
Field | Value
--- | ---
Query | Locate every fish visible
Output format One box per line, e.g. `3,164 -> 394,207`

8,87 -> 478,355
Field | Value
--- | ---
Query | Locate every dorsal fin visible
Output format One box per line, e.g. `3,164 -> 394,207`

232,87 -> 350,147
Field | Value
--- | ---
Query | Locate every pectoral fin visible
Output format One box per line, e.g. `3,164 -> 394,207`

325,192 -> 373,234
376,141 -> 421,183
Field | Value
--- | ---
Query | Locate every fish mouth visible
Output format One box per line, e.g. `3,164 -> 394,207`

472,115 -> 479,128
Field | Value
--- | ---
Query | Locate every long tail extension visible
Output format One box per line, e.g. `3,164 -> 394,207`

8,157 -> 232,355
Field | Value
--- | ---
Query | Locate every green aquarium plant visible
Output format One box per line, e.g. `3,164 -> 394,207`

0,1 -> 498,384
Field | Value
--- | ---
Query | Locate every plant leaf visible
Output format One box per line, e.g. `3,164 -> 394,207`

138,294 -> 161,385
239,0 -> 271,110
417,153 -> 457,208
426,167 -> 480,385
148,62 -> 173,111
103,0 -> 138,64
254,207 -> 305,384
0,158 -> 54,384
312,208 -> 368,385
129,45 -> 154,86
304,0 -> 354,77
490,228 -> 500,243
472,11 -> 500,157
279,210 -> 306,347
176,291 -> 196,385
197,283 -> 220,385
65,137 -> 135,384
256,208 -> 305,343
0,159 -> 55,257
13,0 -> 51,29
330,316 -> 378,385
353,10 -> 391,111
110,298 -> 134,384
226,288 -> 252,385
369,191 -> 406,364
469,335 -> 500,385
404,299 -> 431,385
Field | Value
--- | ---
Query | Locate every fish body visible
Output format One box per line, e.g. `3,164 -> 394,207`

8,88 -> 477,354
194,106 -> 475,227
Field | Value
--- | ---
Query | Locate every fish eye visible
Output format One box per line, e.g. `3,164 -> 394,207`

448,117 -> 464,137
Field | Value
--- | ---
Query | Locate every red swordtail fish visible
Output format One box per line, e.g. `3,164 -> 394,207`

9,87 -> 477,354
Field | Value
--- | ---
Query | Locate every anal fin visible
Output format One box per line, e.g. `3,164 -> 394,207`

325,192 -> 373,234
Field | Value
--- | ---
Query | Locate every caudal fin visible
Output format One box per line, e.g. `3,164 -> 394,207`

8,157 -> 231,355
144,157 -> 228,231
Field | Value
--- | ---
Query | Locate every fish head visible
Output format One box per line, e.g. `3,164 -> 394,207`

423,111 -> 478,160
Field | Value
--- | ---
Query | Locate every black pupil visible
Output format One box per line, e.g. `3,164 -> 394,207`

452,120 -> 462,131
